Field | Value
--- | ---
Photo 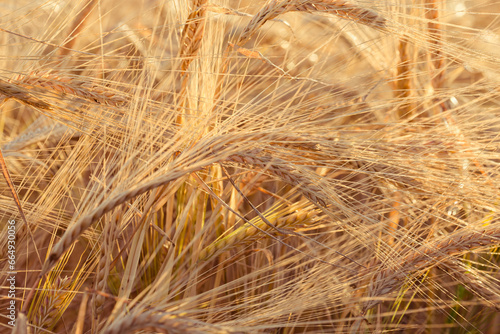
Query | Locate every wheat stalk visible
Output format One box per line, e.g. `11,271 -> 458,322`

394,36 -> 413,119
425,0 -> 444,90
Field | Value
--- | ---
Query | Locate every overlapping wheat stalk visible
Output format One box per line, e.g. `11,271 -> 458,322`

179,0 -> 209,73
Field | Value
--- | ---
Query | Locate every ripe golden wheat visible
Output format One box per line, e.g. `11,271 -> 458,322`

0,0 -> 499,333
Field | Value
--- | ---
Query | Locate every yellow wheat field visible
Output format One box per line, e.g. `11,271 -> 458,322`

0,0 -> 499,333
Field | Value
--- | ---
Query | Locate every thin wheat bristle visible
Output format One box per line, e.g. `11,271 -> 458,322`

447,262 -> 500,311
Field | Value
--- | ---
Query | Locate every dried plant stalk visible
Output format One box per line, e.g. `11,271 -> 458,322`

425,0 -> 444,89
60,0 -> 97,56
394,36 -> 413,119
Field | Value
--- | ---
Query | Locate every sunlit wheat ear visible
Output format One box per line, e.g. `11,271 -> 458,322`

41,142 -> 328,276
2,121 -> 72,152
0,79 -> 52,110
237,0 -> 386,46
228,153 -> 328,207
102,310 -> 234,334
199,201 -> 318,260
289,0 -> 387,29
394,36 -> 414,119
361,227 -> 500,314
446,261 -> 500,311
178,0 -> 208,73
41,170 -> 194,276
32,276 -> 72,333
10,71 -> 127,107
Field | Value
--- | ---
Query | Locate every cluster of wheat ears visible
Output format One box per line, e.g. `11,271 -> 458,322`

0,0 -> 499,333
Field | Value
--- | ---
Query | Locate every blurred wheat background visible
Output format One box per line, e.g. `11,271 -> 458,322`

0,0 -> 499,333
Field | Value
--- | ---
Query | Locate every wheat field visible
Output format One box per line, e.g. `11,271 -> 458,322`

0,0 -> 499,333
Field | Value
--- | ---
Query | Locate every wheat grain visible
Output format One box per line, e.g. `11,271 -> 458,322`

179,0 -> 208,74
446,261 -> 500,311
102,311 -> 234,334
199,202 -> 317,260
237,0 -> 386,46
10,71 -> 126,107
362,227 -> 500,314
41,145 -> 327,276
32,276 -> 72,333
41,169 -> 193,276
4,0 -> 500,331
228,153 -> 329,207
0,79 -> 52,110
289,0 -> 386,29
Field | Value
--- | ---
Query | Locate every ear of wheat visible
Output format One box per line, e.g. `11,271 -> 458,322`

2,0 -> 500,332
9,71 -> 127,107
237,0 -> 386,46
199,200 -> 318,260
